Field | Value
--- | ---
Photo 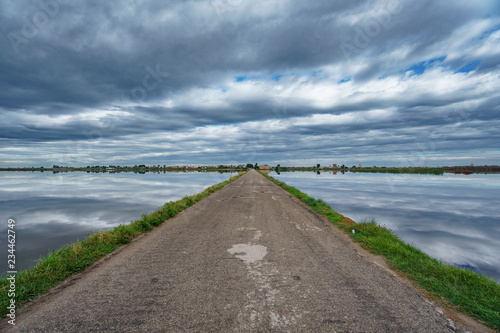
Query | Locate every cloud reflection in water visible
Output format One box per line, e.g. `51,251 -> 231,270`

0,172 -> 235,273
271,172 -> 500,283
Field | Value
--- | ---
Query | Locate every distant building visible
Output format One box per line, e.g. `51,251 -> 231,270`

258,165 -> 271,170
358,163 -> 362,168
332,164 -> 338,168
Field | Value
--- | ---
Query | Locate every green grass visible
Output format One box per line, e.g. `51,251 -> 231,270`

260,172 -> 500,331
0,172 -> 245,316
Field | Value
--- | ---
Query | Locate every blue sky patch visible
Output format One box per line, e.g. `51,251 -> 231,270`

338,76 -> 351,83
310,70 -> 326,79
405,56 -> 446,76
272,74 -> 283,81
456,60 -> 481,74
235,76 -> 248,82
407,62 -> 427,76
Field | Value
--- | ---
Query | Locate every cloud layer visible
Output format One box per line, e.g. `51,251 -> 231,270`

1,0 -> 499,166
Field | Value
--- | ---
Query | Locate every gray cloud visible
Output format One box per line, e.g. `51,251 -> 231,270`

1,0 -> 499,166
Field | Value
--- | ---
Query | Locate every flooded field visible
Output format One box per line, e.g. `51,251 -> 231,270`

0,171 -> 236,274
271,171 -> 500,283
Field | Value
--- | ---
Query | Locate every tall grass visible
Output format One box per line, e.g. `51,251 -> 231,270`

261,172 -> 500,331
0,172 -> 245,316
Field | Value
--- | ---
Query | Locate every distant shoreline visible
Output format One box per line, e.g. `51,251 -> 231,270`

1,165 -> 499,174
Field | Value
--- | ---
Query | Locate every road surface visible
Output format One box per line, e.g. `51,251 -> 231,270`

4,170 -> 485,332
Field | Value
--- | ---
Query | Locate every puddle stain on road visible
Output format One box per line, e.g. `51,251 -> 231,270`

227,227 -> 301,329
227,243 -> 267,264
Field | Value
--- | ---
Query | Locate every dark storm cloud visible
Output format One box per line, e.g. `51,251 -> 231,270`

0,0 -> 479,108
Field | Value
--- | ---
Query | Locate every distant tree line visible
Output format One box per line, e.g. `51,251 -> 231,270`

443,165 -> 500,174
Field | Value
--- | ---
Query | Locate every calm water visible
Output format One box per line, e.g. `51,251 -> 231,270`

270,171 -> 500,283
2,171 -> 499,283
0,171 -> 236,274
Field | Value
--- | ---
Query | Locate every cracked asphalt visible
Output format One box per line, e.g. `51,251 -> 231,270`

2,170 -> 488,332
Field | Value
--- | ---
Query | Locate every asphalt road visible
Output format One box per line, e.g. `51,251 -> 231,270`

4,170 -> 485,332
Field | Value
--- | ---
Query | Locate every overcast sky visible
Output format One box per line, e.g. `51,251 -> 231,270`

1,0 -> 499,167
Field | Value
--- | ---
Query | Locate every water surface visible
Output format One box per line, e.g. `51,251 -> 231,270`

0,171 -> 235,274
271,171 -> 500,283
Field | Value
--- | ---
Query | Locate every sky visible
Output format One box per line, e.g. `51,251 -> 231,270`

1,0 -> 499,167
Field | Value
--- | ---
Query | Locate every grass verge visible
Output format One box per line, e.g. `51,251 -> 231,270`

1,172 -> 246,316
260,172 -> 500,331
